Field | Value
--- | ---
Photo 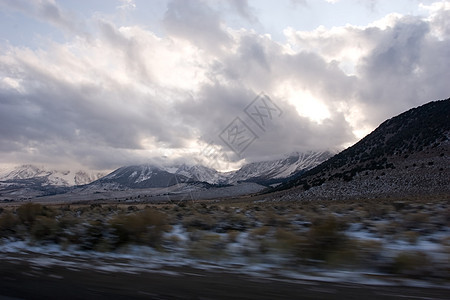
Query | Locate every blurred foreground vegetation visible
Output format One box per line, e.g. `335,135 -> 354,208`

1,197 -> 449,281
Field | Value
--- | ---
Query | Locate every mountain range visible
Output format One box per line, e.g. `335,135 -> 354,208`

0,151 -> 331,200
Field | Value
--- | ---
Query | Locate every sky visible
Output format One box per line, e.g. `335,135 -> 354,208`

0,0 -> 449,172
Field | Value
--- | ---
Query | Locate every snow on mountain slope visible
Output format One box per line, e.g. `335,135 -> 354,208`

0,151 -> 332,199
94,163 -> 225,189
164,152 -> 333,185
172,164 -> 226,184
0,165 -> 104,186
228,151 -> 332,183
88,151 -> 332,190
93,165 -> 190,189
0,165 -> 51,181
73,171 -> 107,186
272,151 -> 334,179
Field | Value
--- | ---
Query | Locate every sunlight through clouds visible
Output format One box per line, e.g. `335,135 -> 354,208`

0,0 -> 448,170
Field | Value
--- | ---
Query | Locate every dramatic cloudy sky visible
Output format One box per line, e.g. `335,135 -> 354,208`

0,0 -> 449,171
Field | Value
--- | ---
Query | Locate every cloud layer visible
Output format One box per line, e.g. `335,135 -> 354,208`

0,0 -> 449,171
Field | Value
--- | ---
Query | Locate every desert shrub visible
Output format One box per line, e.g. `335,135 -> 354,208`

274,228 -> 305,254
183,213 -> 216,230
392,201 -> 407,211
216,213 -> 249,232
355,239 -> 383,266
227,230 -> 240,243
80,219 -> 109,250
164,234 -> 184,249
109,208 -> 169,248
188,233 -> 226,259
375,221 -> 400,237
31,216 -> 59,242
402,231 -> 420,244
90,203 -> 102,210
442,236 -> 450,247
390,251 -> 431,277
250,226 -> 270,238
208,205 -> 220,212
16,203 -> 43,226
363,204 -> 392,220
60,205 -> 72,211
303,216 -> 348,263
187,229 -> 203,242
57,214 -> 80,229
325,241 -> 360,267
59,222 -> 85,246
262,210 -> 289,227
127,205 -> 139,212
0,212 -> 19,236
403,213 -> 429,230
261,210 -> 276,226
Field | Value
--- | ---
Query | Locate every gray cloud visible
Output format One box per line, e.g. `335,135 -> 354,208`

98,20 -> 152,83
162,0 -> 231,53
356,13 -> 450,126
228,0 -> 259,24
0,40 -> 192,169
289,0 -> 308,7
0,0 -> 87,37
0,1 -> 449,171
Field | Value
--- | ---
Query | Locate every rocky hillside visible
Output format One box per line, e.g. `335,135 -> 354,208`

275,98 -> 450,199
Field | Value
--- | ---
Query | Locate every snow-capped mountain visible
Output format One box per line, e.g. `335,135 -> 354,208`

87,164 -> 224,191
0,165 -> 105,200
172,164 -> 226,184
0,165 -> 104,186
91,151 -> 331,189
73,171 -> 106,186
0,151 -> 332,199
0,165 -> 49,181
90,165 -> 191,189
228,151 -> 332,184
